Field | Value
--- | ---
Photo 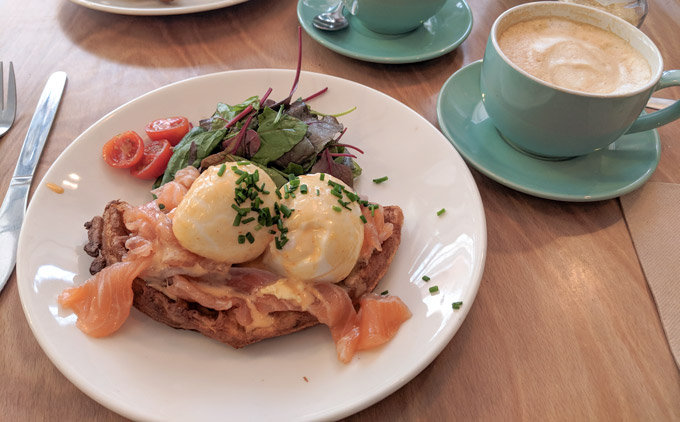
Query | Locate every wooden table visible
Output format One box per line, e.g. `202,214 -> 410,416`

1,0 -> 679,420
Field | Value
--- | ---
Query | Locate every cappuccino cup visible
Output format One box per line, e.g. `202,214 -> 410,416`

480,2 -> 680,159
342,0 -> 447,34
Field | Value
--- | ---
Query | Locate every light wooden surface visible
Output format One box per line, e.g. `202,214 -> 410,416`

1,0 -> 680,420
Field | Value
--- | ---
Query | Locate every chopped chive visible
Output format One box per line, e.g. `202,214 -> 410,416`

337,199 -> 351,210
316,188 -> 320,196
275,236 -> 289,250
300,184 -> 308,194
269,229 -> 277,235
345,191 -> 359,202
330,189 -> 343,199
452,301 -> 463,310
152,193 -> 158,200
290,179 -> 300,187
360,215 -> 367,224
253,170 -> 259,182
233,214 -> 242,226
235,173 -> 247,185
422,275 -> 431,282
429,286 -> 439,294
288,173 -> 297,182
237,160 -> 249,165
245,232 -> 255,244
232,167 -> 245,176
380,290 -> 389,295
254,224 -> 263,231
332,205 -> 342,212
372,176 -> 388,184
238,235 -> 246,244
437,208 -> 446,216
279,204 -> 292,218
276,190 -> 282,199
231,204 -> 247,215
158,203 -> 165,210
217,163 -> 226,177
241,217 -> 255,224
320,173 -> 325,181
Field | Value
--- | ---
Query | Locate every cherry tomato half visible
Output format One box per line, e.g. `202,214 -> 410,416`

130,139 -> 173,180
102,131 -> 145,169
145,116 -> 191,146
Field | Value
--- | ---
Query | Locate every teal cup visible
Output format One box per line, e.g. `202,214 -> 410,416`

343,0 -> 447,34
480,2 -> 680,159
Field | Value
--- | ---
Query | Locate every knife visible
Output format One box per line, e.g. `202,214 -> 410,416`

0,71 -> 67,294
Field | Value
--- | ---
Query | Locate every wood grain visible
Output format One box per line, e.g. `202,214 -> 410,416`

1,0 -> 679,421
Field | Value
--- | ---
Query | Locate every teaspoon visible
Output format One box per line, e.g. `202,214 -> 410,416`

313,1 -> 349,31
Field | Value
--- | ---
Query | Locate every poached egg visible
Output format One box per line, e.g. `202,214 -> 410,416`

263,174 -> 364,283
172,163 -> 277,264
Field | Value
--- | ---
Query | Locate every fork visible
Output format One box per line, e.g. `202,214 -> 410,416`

0,62 -> 17,138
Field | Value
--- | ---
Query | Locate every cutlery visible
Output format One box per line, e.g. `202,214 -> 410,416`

0,62 -> 16,138
313,1 -> 349,31
0,71 -> 67,294
645,97 -> 675,110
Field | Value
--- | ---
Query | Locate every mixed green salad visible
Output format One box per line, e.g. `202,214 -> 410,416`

154,29 -> 361,189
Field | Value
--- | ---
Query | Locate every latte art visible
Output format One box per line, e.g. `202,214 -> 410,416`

498,17 -> 651,95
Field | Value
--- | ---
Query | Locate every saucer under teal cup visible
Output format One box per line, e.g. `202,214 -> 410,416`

437,61 -> 661,202
297,0 -> 472,64
342,0 -> 446,34
480,2 -> 680,159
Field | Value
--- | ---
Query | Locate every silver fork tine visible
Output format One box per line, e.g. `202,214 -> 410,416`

6,63 -> 16,118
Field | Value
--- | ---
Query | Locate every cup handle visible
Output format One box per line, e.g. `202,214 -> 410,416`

626,70 -> 680,134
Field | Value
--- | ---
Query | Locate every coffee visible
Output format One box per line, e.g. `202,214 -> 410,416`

498,17 -> 651,95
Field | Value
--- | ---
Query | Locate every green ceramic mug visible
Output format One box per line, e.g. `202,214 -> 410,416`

343,0 -> 447,34
480,2 -> 680,159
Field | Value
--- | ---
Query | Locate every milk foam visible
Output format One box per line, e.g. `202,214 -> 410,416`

498,17 -> 651,95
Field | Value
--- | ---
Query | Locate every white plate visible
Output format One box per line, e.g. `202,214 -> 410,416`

17,69 -> 486,421
68,0 -> 248,16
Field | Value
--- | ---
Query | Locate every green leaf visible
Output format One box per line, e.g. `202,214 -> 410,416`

208,96 -> 260,130
251,107 -> 307,166
159,127 -> 227,186
282,162 -> 305,176
218,154 -> 290,188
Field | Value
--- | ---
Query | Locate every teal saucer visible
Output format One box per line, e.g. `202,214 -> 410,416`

297,0 -> 473,64
436,61 -> 661,202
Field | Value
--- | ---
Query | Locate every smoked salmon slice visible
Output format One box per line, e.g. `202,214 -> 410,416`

359,205 -> 394,261
58,258 -> 150,337
356,294 -> 412,351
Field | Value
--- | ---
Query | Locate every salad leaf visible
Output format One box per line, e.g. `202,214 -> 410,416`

199,152 -> 290,188
311,149 -> 354,187
158,126 -> 226,186
200,96 -> 260,131
251,107 -> 307,166
282,162 -> 305,176
272,137 -> 316,170
286,100 -> 343,153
